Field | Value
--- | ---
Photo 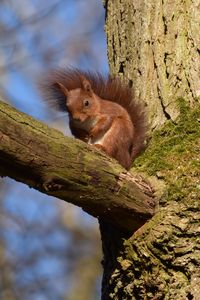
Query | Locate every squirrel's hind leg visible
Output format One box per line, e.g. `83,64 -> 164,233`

93,144 -> 107,152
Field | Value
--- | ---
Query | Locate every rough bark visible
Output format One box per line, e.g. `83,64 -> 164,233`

0,100 -> 156,232
104,0 -> 200,128
99,99 -> 200,299
101,0 -> 200,299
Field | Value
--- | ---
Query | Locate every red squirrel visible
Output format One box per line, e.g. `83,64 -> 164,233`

42,68 -> 147,170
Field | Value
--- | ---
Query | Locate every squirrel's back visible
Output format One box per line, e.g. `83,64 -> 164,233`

41,67 -> 147,163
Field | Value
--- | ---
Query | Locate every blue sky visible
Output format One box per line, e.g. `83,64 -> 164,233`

0,1 -> 107,298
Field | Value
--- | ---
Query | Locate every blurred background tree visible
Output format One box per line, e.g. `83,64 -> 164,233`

0,1 -> 108,299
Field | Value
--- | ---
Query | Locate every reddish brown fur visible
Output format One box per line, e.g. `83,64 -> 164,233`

41,68 -> 147,169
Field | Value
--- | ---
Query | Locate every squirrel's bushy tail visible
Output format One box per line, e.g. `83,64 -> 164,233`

99,75 -> 147,160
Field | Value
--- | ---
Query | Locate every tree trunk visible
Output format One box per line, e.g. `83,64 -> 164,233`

104,0 -> 200,128
101,0 -> 200,299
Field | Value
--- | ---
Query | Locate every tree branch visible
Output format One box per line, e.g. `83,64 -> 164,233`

0,100 -> 156,231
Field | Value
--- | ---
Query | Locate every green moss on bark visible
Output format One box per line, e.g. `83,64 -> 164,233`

134,101 -> 200,203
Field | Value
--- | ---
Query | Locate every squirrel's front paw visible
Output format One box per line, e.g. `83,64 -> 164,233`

89,128 -> 98,139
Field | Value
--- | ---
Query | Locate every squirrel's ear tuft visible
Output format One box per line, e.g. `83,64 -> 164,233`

54,82 -> 68,98
80,76 -> 93,95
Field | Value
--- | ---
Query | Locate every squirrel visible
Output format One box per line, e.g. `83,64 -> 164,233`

41,68 -> 147,170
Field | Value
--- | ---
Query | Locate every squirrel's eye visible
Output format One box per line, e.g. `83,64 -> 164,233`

84,100 -> 90,107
